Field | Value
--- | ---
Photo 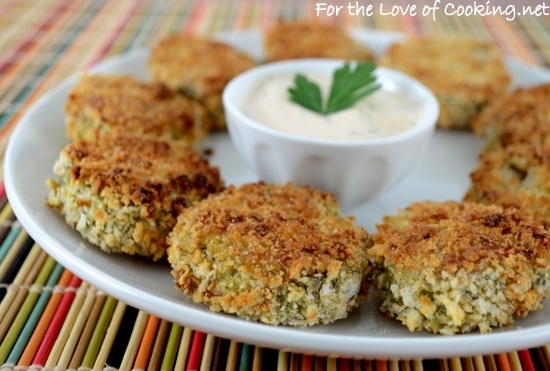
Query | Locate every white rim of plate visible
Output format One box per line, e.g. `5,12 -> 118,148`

5,30 -> 550,359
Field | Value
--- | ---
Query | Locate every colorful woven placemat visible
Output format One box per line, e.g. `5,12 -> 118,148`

0,1 -> 550,370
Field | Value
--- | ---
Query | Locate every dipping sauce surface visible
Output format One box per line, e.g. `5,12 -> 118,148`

244,73 -> 426,141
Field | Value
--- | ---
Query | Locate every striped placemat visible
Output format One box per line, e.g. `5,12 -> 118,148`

1,0 -> 550,370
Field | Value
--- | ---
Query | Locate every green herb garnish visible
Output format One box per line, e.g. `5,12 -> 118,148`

288,61 -> 381,115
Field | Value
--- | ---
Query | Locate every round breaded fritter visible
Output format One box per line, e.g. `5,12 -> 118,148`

46,134 -> 224,261
472,84 -> 550,149
263,20 -> 373,62
65,74 -> 210,144
148,35 -> 256,130
379,38 -> 510,130
465,142 -> 550,226
369,201 -> 550,335
168,182 -> 374,326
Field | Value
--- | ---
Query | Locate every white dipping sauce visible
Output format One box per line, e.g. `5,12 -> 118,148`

244,73 -> 426,141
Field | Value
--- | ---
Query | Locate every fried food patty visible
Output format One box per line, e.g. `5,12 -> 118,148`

168,182 -> 373,326
472,84 -> 550,149
65,74 -> 210,144
379,38 -> 510,130
465,142 -> 550,227
263,20 -> 373,62
148,35 -> 256,130
46,134 -> 224,261
369,201 -> 550,335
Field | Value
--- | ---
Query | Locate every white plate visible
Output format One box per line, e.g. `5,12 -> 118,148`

5,30 -> 550,359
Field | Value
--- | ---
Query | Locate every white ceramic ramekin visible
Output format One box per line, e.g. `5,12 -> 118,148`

222,59 -> 439,208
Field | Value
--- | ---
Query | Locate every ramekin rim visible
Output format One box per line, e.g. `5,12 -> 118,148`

222,58 -> 439,148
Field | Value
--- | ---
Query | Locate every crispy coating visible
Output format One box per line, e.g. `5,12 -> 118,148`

46,134 -> 224,261
369,201 -> 550,335
472,84 -> 550,149
148,35 -> 256,130
65,74 -> 210,144
263,20 -> 373,62
379,38 -> 510,130
168,182 -> 374,326
465,142 -> 550,227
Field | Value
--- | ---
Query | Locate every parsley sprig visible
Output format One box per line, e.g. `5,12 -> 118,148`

288,61 -> 381,115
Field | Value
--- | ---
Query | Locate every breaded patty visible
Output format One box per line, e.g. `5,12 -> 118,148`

263,20 -> 373,62
379,38 -> 510,130
148,35 -> 256,130
65,74 -> 210,144
168,182 -> 373,326
472,84 -> 550,149
46,134 -> 224,261
465,142 -> 550,226
369,201 -> 550,335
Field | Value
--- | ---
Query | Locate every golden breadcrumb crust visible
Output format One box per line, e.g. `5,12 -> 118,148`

379,38 -> 510,130
46,134 -> 224,261
65,74 -> 210,144
465,142 -> 550,227
168,182 -> 374,326
370,201 -> 550,335
472,84 -> 550,149
148,35 -> 256,130
263,20 -> 373,62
